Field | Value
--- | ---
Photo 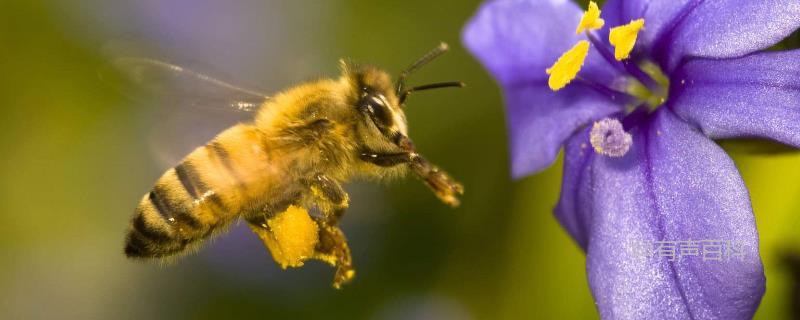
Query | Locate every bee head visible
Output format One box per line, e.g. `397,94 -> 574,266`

340,43 -> 463,149
341,62 -> 409,145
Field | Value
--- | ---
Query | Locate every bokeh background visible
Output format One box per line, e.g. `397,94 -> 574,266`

1,0 -> 799,319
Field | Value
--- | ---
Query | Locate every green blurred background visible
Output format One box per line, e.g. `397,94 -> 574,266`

0,0 -> 798,319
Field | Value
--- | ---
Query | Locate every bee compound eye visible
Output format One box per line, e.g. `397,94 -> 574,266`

364,97 -> 392,127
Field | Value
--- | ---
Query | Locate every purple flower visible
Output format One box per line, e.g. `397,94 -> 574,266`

463,0 -> 800,318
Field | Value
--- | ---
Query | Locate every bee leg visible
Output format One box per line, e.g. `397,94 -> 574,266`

245,197 -> 320,269
359,152 -> 413,167
306,173 -> 349,226
312,223 -> 355,289
303,173 -> 355,288
247,193 -> 301,224
360,151 -> 463,207
407,154 -> 464,207
246,202 -> 354,288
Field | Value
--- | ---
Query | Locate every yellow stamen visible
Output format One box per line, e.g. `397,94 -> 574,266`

546,40 -> 590,91
609,19 -> 644,60
576,1 -> 605,34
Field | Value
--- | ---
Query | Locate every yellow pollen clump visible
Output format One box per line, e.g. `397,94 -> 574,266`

546,40 -> 590,91
251,205 -> 320,269
576,1 -> 605,34
609,19 -> 645,61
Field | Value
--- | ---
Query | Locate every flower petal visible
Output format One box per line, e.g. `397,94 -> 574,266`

463,0 -> 623,177
656,0 -> 800,71
583,110 -> 764,318
555,127 -> 594,249
462,0 -> 617,85
670,50 -> 800,148
600,0 -> 649,30
601,0 -> 692,59
502,84 -> 619,178
602,0 -> 800,71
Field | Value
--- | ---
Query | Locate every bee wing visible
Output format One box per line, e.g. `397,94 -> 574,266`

104,57 -> 270,113
101,57 -> 270,168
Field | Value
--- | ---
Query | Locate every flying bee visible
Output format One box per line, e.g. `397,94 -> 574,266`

121,43 -> 464,288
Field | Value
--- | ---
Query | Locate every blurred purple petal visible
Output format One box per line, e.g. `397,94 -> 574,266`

670,50 -> 800,147
502,84 -> 620,178
585,110 -> 764,319
462,0 -> 618,86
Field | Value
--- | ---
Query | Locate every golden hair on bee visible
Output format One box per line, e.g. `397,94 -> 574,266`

122,43 -> 464,288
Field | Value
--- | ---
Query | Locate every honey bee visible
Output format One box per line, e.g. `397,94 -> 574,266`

121,43 -> 464,288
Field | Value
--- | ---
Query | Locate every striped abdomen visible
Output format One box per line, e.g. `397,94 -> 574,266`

124,124 -> 275,258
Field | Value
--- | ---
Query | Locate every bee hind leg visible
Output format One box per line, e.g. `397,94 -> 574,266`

312,223 -> 354,289
303,173 -> 355,288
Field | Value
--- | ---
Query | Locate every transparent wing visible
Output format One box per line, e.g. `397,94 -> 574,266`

100,57 -> 271,168
105,57 -> 270,112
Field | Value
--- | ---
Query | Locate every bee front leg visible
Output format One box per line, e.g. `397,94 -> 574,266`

360,151 -> 463,207
407,154 -> 464,207
359,152 -> 413,167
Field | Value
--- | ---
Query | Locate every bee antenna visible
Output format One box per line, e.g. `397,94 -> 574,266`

395,42 -> 450,95
399,81 -> 465,104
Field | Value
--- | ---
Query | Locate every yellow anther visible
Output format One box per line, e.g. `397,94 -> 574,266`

546,40 -> 590,91
576,1 -> 605,34
609,19 -> 645,60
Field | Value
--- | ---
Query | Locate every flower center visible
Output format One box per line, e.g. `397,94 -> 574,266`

545,2 -> 646,92
544,1 -> 673,158
545,2 -> 670,113
625,61 -> 670,111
